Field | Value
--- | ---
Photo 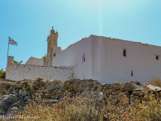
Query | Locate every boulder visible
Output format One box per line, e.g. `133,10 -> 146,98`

52,89 -> 64,99
102,83 -> 121,92
63,79 -> 102,93
46,80 -> 63,91
130,81 -> 142,86
0,94 -> 25,115
121,82 -> 143,92
62,79 -> 78,91
146,85 -> 161,92
32,78 -> 46,89
21,90 -> 27,97
95,92 -> 103,102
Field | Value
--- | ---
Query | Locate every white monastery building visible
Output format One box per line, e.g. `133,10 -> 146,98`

6,27 -> 161,84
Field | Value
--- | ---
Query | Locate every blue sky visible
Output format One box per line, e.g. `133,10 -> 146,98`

1,0 -> 161,70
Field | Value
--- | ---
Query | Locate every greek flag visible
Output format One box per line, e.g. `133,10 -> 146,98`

9,37 -> 18,46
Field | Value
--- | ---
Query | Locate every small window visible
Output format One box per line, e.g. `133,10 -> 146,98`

156,55 -> 159,60
53,53 -> 56,57
131,70 -> 133,77
123,49 -> 127,57
82,54 -> 85,62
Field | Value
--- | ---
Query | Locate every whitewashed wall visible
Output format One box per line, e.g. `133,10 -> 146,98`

53,38 -> 93,79
91,35 -> 161,84
6,64 -> 74,81
52,35 -> 161,84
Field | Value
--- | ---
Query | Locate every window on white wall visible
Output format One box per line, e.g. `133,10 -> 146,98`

131,70 -> 133,77
82,54 -> 85,63
123,49 -> 127,57
156,55 -> 159,60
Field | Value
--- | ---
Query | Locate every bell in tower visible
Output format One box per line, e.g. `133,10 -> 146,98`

44,27 -> 62,66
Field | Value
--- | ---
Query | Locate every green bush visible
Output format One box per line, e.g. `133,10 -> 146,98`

0,69 -> 5,79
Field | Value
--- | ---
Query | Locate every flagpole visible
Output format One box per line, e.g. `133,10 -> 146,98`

7,36 -> 10,67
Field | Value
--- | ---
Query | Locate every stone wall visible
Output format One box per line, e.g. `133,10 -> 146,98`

6,64 -> 74,81
0,78 -> 160,116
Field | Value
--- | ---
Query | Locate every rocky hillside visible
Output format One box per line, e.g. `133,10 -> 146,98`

0,78 -> 160,116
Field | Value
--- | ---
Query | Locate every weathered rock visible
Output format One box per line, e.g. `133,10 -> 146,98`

0,108 -> 5,115
46,80 -> 63,91
95,92 -> 103,101
134,86 -> 144,91
19,90 -> 22,95
130,81 -> 142,86
60,79 -> 103,100
121,82 -> 143,92
109,83 -> 121,90
146,85 -> 161,92
63,79 -> 102,92
21,81 -> 30,89
24,96 -> 31,101
22,90 -> 27,97
7,107 -> 19,115
52,89 -> 64,99
1,78 -> 160,115
132,90 -> 144,96
32,78 -> 46,89
62,79 -> 78,91
0,94 -> 25,115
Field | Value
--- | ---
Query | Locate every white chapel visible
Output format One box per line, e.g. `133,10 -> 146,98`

6,27 -> 161,84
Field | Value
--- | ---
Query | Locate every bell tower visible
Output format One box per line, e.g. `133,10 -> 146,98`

44,27 -> 61,66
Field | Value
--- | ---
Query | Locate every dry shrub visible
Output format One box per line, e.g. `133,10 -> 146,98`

108,93 -> 161,121
16,91 -> 161,121
18,93 -> 109,121
147,78 -> 161,87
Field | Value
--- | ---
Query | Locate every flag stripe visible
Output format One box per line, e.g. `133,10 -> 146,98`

9,37 -> 18,46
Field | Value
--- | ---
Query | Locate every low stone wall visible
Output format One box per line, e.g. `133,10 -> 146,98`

0,78 -> 160,115
6,64 -> 74,81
